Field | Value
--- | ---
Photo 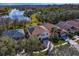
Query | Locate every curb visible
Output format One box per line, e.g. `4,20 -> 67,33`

54,42 -> 68,48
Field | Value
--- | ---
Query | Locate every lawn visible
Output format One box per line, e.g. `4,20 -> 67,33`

52,39 -> 66,45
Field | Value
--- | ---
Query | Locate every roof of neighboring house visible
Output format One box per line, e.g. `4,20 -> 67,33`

3,29 -> 25,39
0,18 -> 13,26
0,15 -> 9,18
28,23 -> 54,37
75,19 -> 79,22
41,23 -> 54,31
57,20 -> 79,30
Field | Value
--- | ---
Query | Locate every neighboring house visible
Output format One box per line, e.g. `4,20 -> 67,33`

0,18 -> 13,27
28,23 -> 54,41
75,19 -> 79,22
56,20 -> 79,41
9,9 -> 31,21
3,29 -> 25,40
27,9 -> 34,12
0,15 -> 9,19
57,20 -> 79,33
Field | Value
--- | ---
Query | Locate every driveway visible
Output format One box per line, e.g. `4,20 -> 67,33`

67,38 -> 79,52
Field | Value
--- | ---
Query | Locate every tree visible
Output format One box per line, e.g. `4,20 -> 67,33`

24,37 -> 44,55
0,36 -> 16,56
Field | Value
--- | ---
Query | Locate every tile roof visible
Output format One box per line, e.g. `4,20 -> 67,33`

28,23 -> 54,37
32,26 -> 49,36
41,23 -> 54,31
57,20 -> 79,30
3,29 -> 25,39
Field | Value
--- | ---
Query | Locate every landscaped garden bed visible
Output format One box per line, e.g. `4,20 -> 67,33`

53,40 -> 66,46
50,37 -> 66,45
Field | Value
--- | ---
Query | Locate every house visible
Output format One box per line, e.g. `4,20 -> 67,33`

9,9 -> 31,21
57,20 -> 79,33
0,18 -> 13,27
0,15 -> 9,19
28,23 -> 54,41
56,20 -> 79,40
2,29 -> 25,40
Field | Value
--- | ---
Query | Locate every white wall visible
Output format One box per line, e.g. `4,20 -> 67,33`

38,32 -> 50,39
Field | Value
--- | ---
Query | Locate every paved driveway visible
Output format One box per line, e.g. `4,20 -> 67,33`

67,39 -> 79,52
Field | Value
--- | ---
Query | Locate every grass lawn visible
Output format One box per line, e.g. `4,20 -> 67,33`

53,39 -> 66,45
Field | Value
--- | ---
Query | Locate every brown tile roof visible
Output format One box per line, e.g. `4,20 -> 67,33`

31,26 -> 49,37
57,20 -> 79,30
40,23 -> 54,31
28,23 -> 54,37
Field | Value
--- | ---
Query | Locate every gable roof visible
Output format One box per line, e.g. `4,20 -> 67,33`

3,29 -> 25,39
0,18 -> 13,26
